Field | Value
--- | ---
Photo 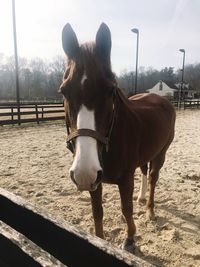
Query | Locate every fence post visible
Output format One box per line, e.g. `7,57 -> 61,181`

35,104 -> 39,124
41,106 -> 44,119
11,107 -> 14,121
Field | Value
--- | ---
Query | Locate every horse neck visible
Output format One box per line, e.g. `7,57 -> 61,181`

112,87 -> 141,138
103,88 -> 140,171
115,87 -> 133,119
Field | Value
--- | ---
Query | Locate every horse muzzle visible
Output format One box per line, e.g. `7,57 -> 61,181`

70,170 -> 103,191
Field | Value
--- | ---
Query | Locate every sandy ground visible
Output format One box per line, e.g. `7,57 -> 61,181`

0,109 -> 200,267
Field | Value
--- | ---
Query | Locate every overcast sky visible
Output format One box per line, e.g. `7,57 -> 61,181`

0,0 -> 199,74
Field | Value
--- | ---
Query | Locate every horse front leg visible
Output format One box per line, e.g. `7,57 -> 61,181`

118,177 -> 136,252
89,183 -> 104,239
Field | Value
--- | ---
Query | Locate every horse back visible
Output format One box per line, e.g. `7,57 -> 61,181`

128,93 -> 176,165
103,91 -> 175,181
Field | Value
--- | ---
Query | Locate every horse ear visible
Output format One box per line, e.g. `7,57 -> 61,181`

62,23 -> 79,59
96,23 -> 111,63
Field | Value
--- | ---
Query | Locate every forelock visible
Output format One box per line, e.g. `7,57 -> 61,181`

80,42 -> 98,72
80,42 -> 116,84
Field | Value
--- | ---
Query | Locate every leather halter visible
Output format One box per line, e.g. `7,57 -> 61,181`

66,88 -> 117,154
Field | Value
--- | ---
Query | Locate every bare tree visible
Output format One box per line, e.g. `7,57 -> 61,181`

0,53 -> 199,101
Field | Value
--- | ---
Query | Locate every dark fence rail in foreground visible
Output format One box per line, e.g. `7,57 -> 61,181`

0,101 -> 65,126
0,188 -> 153,267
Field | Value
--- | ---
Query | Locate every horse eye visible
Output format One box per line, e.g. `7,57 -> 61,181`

107,86 -> 115,97
59,83 -> 65,94
59,79 -> 73,96
60,86 -> 70,97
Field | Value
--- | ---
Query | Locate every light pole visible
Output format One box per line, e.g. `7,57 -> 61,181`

179,49 -> 185,107
12,0 -> 20,124
131,28 -> 139,95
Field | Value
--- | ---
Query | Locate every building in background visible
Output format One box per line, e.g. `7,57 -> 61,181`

146,80 -> 177,99
175,83 -> 199,99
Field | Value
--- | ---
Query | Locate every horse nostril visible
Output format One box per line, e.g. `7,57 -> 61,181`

96,170 -> 103,184
90,170 -> 103,191
70,170 -> 73,179
70,170 -> 77,185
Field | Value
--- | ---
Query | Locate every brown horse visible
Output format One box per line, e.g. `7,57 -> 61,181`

60,23 -> 176,251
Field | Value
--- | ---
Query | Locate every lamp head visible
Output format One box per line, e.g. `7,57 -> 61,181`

131,28 -> 139,34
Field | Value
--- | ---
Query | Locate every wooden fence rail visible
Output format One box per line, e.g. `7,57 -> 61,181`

0,102 -> 65,126
171,99 -> 200,109
1,99 -> 200,126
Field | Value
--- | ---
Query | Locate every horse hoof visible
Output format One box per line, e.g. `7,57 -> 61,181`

146,210 -> 156,221
121,239 -> 136,253
137,197 -> 146,205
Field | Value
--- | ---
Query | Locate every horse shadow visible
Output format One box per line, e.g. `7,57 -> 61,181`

158,203 -> 200,233
134,245 -> 167,267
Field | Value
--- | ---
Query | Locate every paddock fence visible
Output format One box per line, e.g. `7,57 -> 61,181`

171,99 -> 200,109
1,99 -> 200,126
0,188 -> 153,267
0,101 -> 65,126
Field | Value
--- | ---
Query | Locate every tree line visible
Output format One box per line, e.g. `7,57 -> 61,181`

0,53 -> 200,101
117,65 -> 200,96
0,54 -> 65,101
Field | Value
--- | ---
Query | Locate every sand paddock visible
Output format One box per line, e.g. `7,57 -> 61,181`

0,110 -> 200,266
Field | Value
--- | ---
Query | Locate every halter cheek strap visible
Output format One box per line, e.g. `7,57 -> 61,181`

65,87 -> 118,154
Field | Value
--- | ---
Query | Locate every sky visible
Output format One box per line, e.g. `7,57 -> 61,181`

0,0 -> 199,74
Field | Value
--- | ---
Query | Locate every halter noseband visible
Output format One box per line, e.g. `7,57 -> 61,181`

66,88 -> 117,154
67,129 -> 108,146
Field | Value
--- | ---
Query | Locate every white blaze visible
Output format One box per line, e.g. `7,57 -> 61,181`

69,105 -> 102,191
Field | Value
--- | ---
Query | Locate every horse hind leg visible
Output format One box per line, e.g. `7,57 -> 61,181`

137,164 -> 148,204
146,152 -> 166,220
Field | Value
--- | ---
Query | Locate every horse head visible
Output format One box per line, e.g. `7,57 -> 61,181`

60,23 -> 117,191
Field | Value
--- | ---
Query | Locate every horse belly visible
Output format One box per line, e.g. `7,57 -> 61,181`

138,115 -> 175,166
